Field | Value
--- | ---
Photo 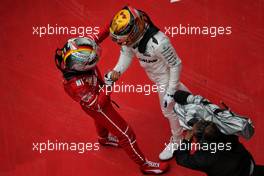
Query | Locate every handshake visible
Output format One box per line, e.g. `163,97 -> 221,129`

104,70 -> 174,108
104,70 -> 121,86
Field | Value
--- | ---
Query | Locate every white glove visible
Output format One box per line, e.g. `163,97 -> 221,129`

163,93 -> 174,108
104,72 -> 114,86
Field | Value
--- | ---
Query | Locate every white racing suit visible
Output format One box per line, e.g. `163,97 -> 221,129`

112,31 -> 188,142
174,94 -> 255,140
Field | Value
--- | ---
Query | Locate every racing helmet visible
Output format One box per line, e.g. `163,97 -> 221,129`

109,6 -> 147,46
59,37 -> 101,71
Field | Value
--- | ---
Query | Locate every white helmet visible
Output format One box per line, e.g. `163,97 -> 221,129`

61,37 -> 101,71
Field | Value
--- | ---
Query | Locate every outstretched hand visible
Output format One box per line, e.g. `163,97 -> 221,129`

110,70 -> 121,82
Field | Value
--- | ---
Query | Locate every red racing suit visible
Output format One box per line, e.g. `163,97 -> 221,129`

63,66 -> 146,165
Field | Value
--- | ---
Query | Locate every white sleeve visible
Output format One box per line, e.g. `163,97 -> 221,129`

156,37 -> 182,95
113,46 -> 134,74
174,104 -> 196,129
185,109 -> 197,123
187,95 -> 204,104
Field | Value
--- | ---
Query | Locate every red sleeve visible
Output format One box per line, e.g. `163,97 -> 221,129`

93,66 -> 111,108
94,66 -> 103,81
95,23 -> 110,44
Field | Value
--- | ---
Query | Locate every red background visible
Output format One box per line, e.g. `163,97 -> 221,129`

0,0 -> 263,175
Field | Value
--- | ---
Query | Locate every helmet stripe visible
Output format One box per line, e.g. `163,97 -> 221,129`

63,46 -> 93,62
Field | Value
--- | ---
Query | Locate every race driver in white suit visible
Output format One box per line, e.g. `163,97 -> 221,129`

103,6 -> 189,160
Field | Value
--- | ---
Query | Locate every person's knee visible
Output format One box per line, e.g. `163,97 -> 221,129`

117,126 -> 136,145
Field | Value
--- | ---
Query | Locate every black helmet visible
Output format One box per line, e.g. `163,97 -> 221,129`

174,90 -> 192,105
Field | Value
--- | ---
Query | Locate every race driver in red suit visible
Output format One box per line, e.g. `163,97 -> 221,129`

54,36 -> 168,174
